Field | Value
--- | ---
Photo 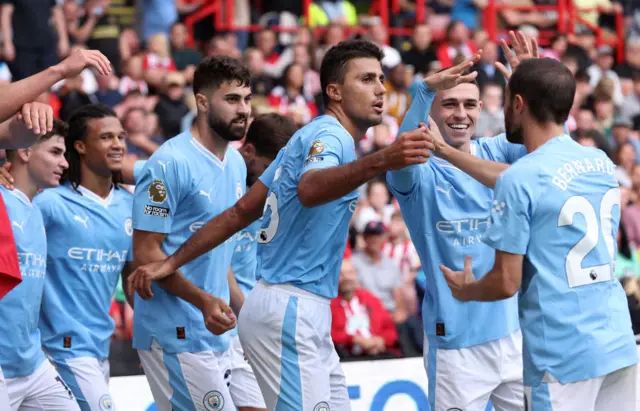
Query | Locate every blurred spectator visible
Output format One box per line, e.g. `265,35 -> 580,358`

624,164 -> 640,245
574,0 -> 622,28
588,45 -> 624,106
354,180 -> 395,232
119,55 -> 149,96
94,72 -> 122,108
331,257 -> 399,358
401,24 -> 437,77
382,211 -> 420,317
436,21 -> 477,68
244,48 -> 275,97
267,63 -> 318,125
63,0 -> 98,45
82,0 -> 121,74
384,64 -> 412,124
58,74 -> 97,121
617,187 -> 640,277
616,38 -> 640,79
142,0 -> 200,41
170,22 -> 201,81
612,117 -> 637,153
592,80 -> 616,136
352,221 -> 421,356
616,142 -> 637,188
361,116 -> 399,154
119,28 -> 141,63
256,28 -> 282,77
621,72 -> 640,121
542,33 -> 569,61
474,41 -> 505,90
368,24 -> 402,69
571,107 -> 611,154
122,107 -> 161,157
143,33 -> 177,89
308,0 -> 358,28
475,82 -> 505,137
1,0 -> 69,80
450,0 -> 486,31
566,28 -> 596,72
292,43 -> 321,101
498,0 -> 556,29
315,23 -> 346,69
154,72 -> 190,139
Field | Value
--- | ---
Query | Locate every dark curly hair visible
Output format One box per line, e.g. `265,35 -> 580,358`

193,55 -> 251,94
320,40 -> 384,107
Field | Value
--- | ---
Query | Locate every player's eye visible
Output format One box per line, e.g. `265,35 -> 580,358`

226,97 -> 239,102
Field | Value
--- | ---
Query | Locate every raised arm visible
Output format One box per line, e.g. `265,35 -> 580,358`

298,127 -> 433,207
128,180 -> 270,295
0,48 -> 111,126
0,102 -> 53,149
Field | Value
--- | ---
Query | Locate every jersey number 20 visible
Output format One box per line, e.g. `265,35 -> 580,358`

558,187 -> 619,288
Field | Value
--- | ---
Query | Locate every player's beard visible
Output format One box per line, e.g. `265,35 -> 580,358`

207,111 -> 248,142
505,104 -> 524,144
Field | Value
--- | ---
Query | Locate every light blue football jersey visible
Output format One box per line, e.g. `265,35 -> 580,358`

255,115 -> 358,299
387,82 -> 527,349
483,135 -> 638,386
0,187 -> 47,378
132,131 -> 246,353
35,183 -> 133,361
232,218 -> 262,297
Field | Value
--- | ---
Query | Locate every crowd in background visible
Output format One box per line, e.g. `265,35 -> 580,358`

1,0 -> 640,373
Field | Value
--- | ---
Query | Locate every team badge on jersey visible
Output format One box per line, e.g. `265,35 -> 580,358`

491,200 -> 506,216
99,394 -> 114,410
203,390 -> 224,411
236,181 -> 243,200
309,139 -> 325,156
148,179 -> 167,204
313,401 -> 330,411
124,218 -> 133,236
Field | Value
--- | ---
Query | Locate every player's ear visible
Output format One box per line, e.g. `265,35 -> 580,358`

74,140 -> 86,156
195,93 -> 209,113
326,83 -> 342,103
17,148 -> 30,163
239,142 -> 256,159
514,94 -> 525,113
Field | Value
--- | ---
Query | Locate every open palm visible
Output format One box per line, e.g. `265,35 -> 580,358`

495,30 -> 540,80
424,50 -> 482,91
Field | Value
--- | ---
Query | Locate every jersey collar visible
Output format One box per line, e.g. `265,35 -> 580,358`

8,188 -> 32,207
190,136 -> 227,170
77,185 -> 115,208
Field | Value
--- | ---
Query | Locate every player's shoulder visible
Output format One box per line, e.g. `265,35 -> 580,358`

300,115 -> 351,144
225,145 -> 247,170
33,184 -> 69,207
147,131 -> 192,164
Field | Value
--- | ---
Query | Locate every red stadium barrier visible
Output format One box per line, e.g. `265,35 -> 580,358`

184,0 -> 626,61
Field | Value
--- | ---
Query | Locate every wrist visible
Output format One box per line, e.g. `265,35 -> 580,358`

194,291 -> 213,311
47,65 -> 66,83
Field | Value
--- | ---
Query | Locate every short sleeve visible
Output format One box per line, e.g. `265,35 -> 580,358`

33,190 -> 61,228
132,154 -> 185,234
477,134 -> 527,165
299,131 -> 349,177
258,148 -> 284,190
482,166 -> 536,255
133,160 -> 147,184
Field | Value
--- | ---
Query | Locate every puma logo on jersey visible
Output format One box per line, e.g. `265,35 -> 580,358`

11,220 -> 24,233
157,160 -> 171,173
73,215 -> 89,229
436,185 -> 452,199
199,189 -> 212,203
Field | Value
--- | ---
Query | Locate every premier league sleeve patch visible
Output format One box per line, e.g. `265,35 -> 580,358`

308,139 -> 325,156
148,179 -> 167,204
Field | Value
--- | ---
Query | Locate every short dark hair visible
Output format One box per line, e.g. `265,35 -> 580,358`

508,58 -> 575,125
245,113 -> 298,159
320,40 -> 384,107
63,104 -> 122,191
6,119 -> 68,162
193,56 -> 251,94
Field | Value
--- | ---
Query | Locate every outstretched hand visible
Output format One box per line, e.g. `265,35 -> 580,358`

424,50 -> 482,91
440,255 -> 475,302
495,30 -> 539,80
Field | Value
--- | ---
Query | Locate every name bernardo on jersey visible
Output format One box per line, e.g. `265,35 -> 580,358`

552,156 -> 616,191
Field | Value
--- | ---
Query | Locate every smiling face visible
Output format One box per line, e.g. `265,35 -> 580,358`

28,135 -> 69,189
432,83 -> 482,148
75,116 -> 127,177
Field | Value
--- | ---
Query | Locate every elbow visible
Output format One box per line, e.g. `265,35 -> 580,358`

297,177 -> 318,208
499,272 -> 521,299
